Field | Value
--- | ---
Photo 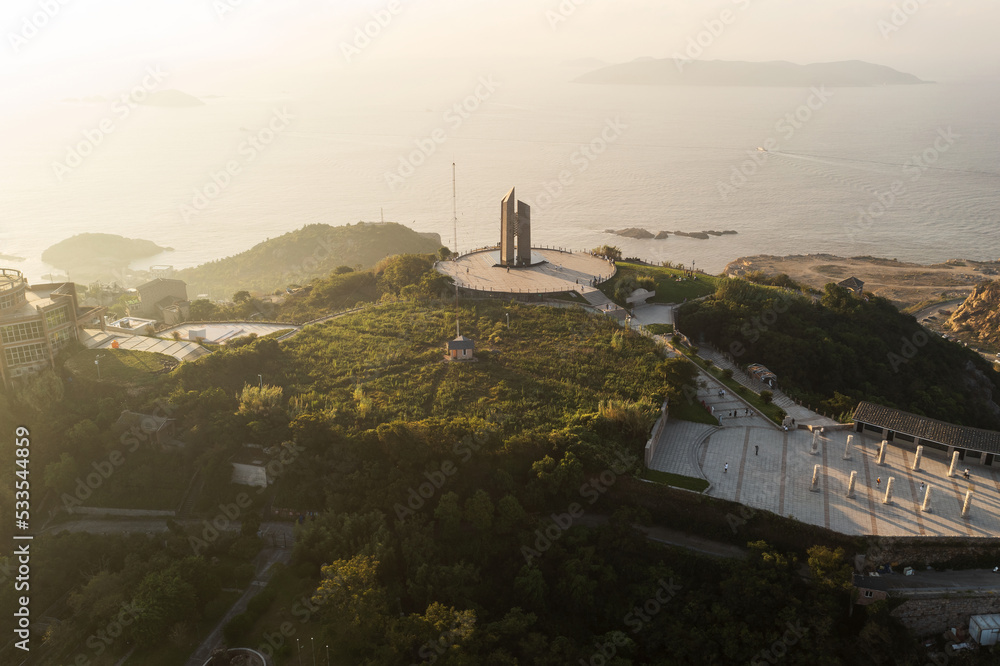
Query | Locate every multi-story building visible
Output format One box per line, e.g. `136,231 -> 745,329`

128,277 -> 189,325
0,268 -> 102,386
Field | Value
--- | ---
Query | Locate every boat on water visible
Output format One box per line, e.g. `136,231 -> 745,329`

757,146 -> 767,152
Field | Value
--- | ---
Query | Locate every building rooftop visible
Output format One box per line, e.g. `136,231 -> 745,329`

838,276 -> 865,292
447,335 -> 475,350
854,401 -> 1000,455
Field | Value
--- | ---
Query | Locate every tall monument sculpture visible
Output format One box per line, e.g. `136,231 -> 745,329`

500,187 -> 531,267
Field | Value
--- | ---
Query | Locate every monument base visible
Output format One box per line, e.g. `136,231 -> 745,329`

489,250 -> 547,268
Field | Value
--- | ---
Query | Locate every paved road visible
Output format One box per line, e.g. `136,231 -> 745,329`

185,547 -> 291,666
864,569 -> 1000,595
577,514 -> 746,560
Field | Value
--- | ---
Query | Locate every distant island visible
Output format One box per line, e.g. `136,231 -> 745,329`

606,228 -> 738,240
0,253 -> 25,263
177,222 -> 444,299
138,89 -> 205,107
42,233 -> 171,278
576,59 -> 925,87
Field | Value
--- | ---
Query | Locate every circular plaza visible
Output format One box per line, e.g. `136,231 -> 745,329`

436,248 -> 616,295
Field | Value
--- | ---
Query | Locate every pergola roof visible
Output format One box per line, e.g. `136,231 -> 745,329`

853,401 -> 1000,455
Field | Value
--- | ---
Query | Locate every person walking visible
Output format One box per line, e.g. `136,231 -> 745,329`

724,463 -> 729,474
755,445 -> 759,456
876,477 -> 881,488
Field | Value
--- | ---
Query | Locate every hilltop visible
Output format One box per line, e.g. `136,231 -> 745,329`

576,59 -> 925,87
42,233 -> 170,279
176,222 -> 443,298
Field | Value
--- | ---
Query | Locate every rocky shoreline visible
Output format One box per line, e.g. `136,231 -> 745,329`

605,227 -> 738,240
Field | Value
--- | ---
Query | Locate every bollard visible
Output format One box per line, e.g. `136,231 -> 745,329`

847,470 -> 857,498
962,490 -> 973,518
921,485 -> 932,513
843,435 -> 853,461
810,464 -> 821,492
948,451 -> 960,477
876,440 -> 887,466
883,477 -> 894,504
912,445 -> 923,472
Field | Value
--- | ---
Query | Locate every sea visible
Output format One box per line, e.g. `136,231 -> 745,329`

2,60 -> 999,283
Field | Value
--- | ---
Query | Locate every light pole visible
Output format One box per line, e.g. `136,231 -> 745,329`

94,354 -> 104,381
258,374 -> 263,390
311,638 -> 316,666
326,644 -> 330,665
297,639 -> 302,666
505,312 -> 510,328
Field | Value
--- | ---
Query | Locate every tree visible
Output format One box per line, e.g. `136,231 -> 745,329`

660,358 -> 699,402
590,245 -> 622,261
44,453 -> 78,494
760,390 -> 773,404
233,290 -> 252,304
463,489 -> 494,532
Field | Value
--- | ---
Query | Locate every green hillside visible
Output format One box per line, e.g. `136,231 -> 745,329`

176,222 -> 443,299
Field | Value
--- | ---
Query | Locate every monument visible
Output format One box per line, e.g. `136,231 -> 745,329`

499,187 -> 532,267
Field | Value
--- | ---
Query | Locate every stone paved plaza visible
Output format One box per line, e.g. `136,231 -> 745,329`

650,376 -> 1000,537
436,249 -> 615,295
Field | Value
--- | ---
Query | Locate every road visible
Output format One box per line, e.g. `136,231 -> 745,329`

862,568 -> 1000,596
184,546 -> 291,666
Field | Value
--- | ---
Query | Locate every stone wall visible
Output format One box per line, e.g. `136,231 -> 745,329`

892,595 -> 1000,637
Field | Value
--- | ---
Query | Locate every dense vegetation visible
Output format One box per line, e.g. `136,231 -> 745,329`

176,222 -> 444,298
677,279 -> 1000,427
6,262 -> 998,664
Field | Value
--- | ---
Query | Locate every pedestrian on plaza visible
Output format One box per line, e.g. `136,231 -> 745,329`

755,445 -> 759,456
724,463 -> 729,473
876,477 -> 881,488
964,469 -> 971,480
745,408 -> 749,416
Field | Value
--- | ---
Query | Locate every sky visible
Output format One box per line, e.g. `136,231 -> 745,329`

1,0 -> 998,101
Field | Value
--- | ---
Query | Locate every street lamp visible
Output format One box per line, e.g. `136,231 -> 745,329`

326,645 -> 330,665
311,638 -> 316,666
297,639 -> 302,666
258,374 -> 263,390
505,312 -> 510,328
94,354 -> 104,381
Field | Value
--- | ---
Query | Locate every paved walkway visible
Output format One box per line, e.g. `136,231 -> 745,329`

696,344 -> 837,428
654,418 -> 1000,536
436,249 -> 615,294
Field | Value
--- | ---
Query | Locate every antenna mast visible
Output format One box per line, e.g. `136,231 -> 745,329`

452,162 -> 457,256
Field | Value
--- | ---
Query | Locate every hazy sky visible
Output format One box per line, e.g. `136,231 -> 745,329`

2,0 -> 998,97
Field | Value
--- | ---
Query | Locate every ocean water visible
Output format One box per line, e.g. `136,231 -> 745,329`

2,64 -> 998,283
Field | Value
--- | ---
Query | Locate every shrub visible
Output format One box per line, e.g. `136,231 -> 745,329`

760,390 -> 774,404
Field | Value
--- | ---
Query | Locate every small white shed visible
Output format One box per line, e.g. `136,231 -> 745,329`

970,614 -> 1000,646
